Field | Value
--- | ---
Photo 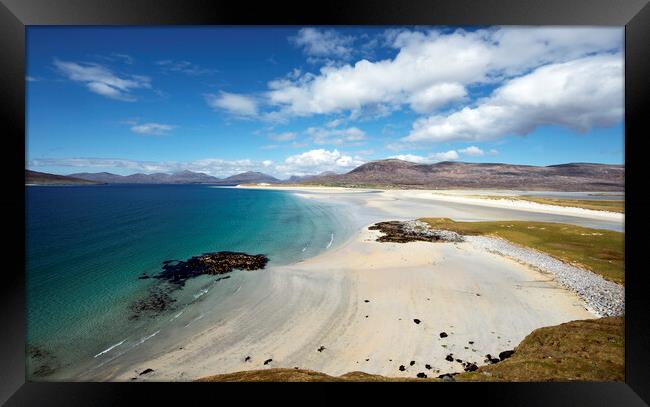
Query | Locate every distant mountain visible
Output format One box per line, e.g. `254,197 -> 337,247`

26,170 -> 104,186
302,160 -> 624,191
218,171 -> 280,184
70,170 -> 222,184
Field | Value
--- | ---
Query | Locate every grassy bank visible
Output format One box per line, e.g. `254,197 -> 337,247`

419,218 -> 624,285
198,317 -> 623,382
457,316 -> 624,381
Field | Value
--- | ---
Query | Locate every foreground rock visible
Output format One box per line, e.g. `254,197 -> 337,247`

369,220 -> 464,243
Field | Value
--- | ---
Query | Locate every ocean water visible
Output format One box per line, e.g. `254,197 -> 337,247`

26,185 -> 354,379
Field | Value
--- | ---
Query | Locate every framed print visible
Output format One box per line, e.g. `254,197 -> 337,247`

2,0 -> 649,405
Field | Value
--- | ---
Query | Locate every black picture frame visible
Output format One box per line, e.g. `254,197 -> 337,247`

2,0 -> 649,405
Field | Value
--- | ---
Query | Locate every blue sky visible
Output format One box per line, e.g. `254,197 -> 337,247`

26,26 -> 624,178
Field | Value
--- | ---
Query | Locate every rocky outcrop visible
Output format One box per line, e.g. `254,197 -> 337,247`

157,251 -> 269,286
369,220 -> 464,243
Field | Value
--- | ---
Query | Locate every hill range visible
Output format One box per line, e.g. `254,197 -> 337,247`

27,160 -> 624,191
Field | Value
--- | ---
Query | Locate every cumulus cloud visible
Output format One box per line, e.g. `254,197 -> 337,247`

130,122 -> 175,136
306,126 -> 366,146
205,91 -> 258,117
262,27 -> 621,119
404,53 -> 623,143
458,146 -> 484,156
390,150 -> 460,163
290,28 -> 354,60
54,59 -> 151,101
277,149 -> 365,176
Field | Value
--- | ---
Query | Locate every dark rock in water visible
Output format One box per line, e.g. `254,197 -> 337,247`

264,359 -> 273,365
499,350 -> 515,361
317,346 -> 326,352
410,360 -> 416,366
244,356 -> 251,362
438,373 -> 456,382
413,319 -> 421,324
463,362 -> 479,372
138,274 -> 150,280
399,365 -> 406,371
157,251 -> 268,286
417,372 -> 427,378
28,344 -> 59,377
139,368 -> 154,375
445,354 -> 454,362
129,286 -> 176,320
425,364 -> 432,370
439,332 -> 448,338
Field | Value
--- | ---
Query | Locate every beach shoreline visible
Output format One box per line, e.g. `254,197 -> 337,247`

74,186 -> 623,381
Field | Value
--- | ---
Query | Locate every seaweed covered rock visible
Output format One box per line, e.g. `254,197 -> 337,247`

369,220 -> 464,243
157,251 -> 269,285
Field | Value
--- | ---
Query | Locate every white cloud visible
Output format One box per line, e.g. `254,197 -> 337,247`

205,91 -> 258,117
389,154 -> 428,163
458,146 -> 484,156
290,28 -> 354,59
277,149 -> 365,176
390,150 -> 459,163
306,126 -> 366,146
408,83 -> 467,113
268,132 -> 297,142
263,27 -> 621,119
54,59 -> 151,101
130,122 -> 175,136
404,53 -> 623,143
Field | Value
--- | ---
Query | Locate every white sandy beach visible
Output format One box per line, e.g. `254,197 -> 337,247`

85,187 -> 622,381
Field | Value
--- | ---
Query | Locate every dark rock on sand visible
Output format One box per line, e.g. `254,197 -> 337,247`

140,368 -> 154,375
439,332 -> 448,338
399,365 -> 406,371
413,319 -> 421,324
244,356 -> 251,362
264,359 -> 273,365
317,346 -> 326,352
499,350 -> 515,361
369,220 -> 464,243
410,360 -> 416,366
445,354 -> 454,362
463,362 -> 479,372
485,354 -> 500,364
364,299 -> 370,303
425,364 -> 432,370
417,373 -> 427,378
455,359 -> 463,363
468,341 -> 474,344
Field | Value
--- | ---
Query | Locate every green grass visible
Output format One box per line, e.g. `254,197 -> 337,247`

419,218 -> 624,285
456,317 -> 624,382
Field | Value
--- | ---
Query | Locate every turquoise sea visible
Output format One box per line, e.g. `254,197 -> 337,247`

26,185 -> 354,379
